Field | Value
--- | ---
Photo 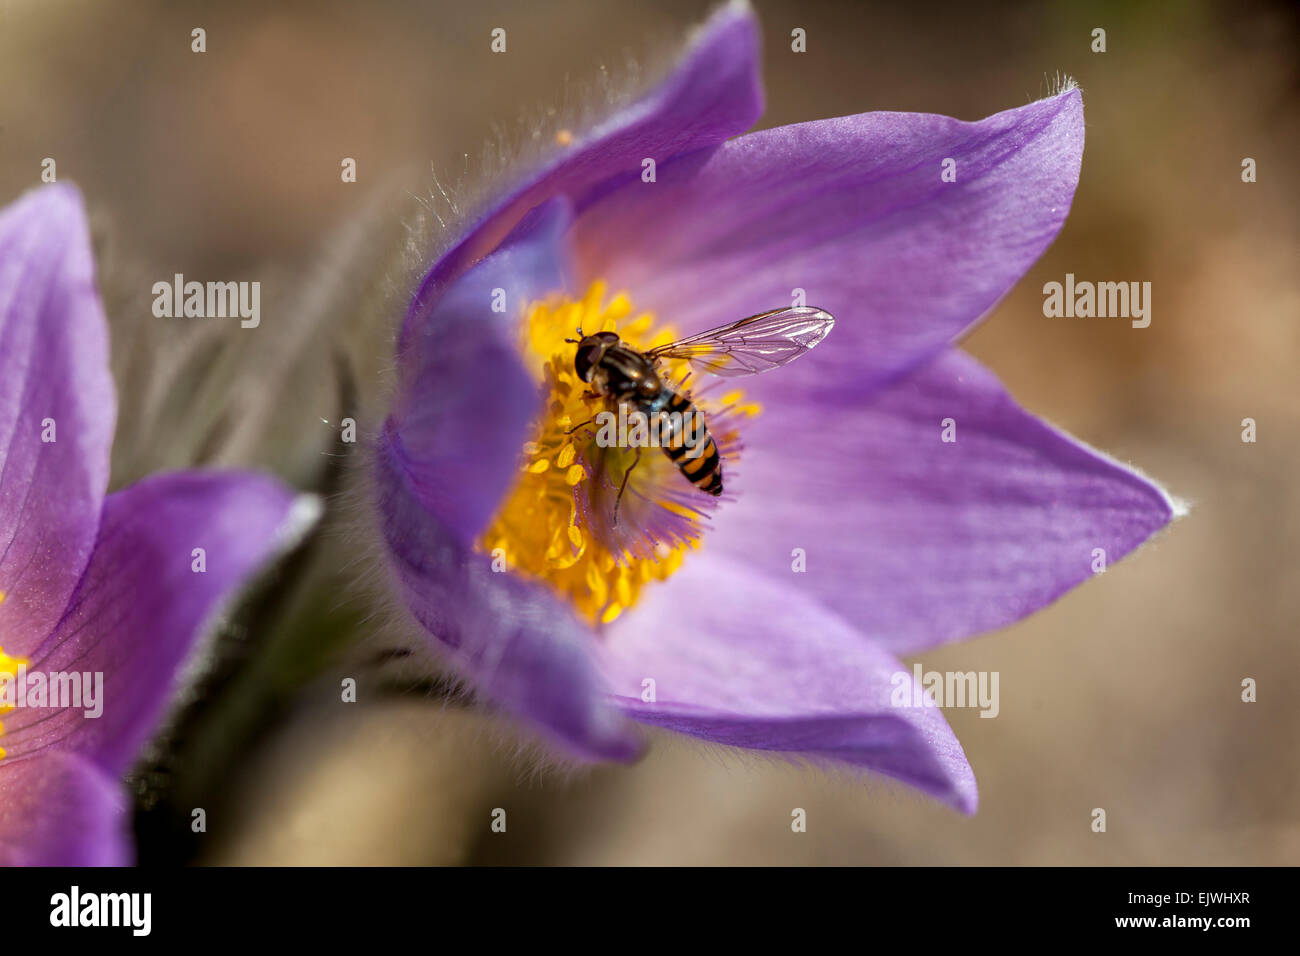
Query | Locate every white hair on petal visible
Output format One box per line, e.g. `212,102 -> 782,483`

1039,71 -> 1080,100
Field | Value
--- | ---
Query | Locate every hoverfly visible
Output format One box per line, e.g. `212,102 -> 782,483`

567,306 -> 835,522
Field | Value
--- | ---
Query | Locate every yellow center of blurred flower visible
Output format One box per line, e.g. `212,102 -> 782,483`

479,281 -> 759,626
0,592 -> 27,762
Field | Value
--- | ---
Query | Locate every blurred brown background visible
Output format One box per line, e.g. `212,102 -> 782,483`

1,0 -> 1296,864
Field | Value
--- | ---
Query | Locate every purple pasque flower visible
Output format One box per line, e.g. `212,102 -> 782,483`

373,3 -> 1179,812
0,185 -> 314,864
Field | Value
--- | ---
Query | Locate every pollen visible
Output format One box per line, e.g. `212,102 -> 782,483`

480,280 -> 756,626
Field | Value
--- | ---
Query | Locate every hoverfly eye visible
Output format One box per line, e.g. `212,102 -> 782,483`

574,343 -> 600,381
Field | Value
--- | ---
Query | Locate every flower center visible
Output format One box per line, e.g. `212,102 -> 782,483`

0,590 -> 27,762
480,281 -> 760,625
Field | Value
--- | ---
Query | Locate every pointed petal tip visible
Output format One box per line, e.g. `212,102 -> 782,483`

950,776 -> 980,816
666,0 -> 763,121
1027,76 -> 1083,133
1142,471 -> 1189,525
1023,73 -> 1080,107
865,718 -> 979,815
1050,75 -> 1081,98
17,470 -> 317,775
698,0 -> 759,36
1062,433 -> 1186,532
1039,78 -> 1083,140
279,492 -> 324,550
2,182 -> 88,233
894,718 -> 980,816
603,554 -> 987,811
1056,80 -> 1083,115
11,180 -> 82,208
566,719 -> 647,765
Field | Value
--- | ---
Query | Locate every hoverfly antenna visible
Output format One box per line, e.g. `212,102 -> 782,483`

563,326 -> 585,344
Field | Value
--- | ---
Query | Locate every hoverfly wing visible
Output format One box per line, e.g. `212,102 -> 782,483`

644,306 -> 835,378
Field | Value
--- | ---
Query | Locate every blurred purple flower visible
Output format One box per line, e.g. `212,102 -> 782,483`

0,185 -> 314,864
372,4 -> 1178,812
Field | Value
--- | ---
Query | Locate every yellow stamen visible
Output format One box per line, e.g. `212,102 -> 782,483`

481,281 -> 755,626
0,636 -> 28,763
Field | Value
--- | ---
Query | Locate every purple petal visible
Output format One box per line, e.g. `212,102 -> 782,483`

601,551 -> 978,813
574,88 -> 1084,398
0,184 -> 115,652
373,436 -> 641,762
391,198 -> 573,547
399,1 -> 762,352
708,348 -> 1179,656
0,751 -> 128,866
2,471 -> 313,775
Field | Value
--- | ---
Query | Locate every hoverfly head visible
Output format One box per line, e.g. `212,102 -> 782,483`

572,330 -> 619,382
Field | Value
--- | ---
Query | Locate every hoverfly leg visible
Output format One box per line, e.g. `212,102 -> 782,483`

612,447 -> 642,528
564,417 -> 594,435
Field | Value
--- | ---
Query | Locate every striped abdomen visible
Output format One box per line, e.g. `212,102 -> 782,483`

654,390 -> 722,496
